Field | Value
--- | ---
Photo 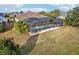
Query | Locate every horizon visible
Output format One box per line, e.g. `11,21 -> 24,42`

0,4 -> 78,13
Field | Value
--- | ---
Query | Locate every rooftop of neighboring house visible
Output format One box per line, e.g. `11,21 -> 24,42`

15,11 -> 48,21
9,12 -> 17,18
0,15 -> 6,22
0,15 -> 6,19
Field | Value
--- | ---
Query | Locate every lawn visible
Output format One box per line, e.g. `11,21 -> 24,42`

0,28 -> 31,46
21,26 -> 79,55
0,26 -> 79,55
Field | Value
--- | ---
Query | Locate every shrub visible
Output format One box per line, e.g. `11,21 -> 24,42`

0,23 -> 5,32
0,38 -> 21,55
14,21 -> 29,33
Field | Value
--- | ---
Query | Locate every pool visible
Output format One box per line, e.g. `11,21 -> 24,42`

30,24 -> 54,33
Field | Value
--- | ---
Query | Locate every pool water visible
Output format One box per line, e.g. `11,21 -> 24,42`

30,24 -> 55,33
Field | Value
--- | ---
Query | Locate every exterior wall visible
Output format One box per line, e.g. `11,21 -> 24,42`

15,18 -> 19,22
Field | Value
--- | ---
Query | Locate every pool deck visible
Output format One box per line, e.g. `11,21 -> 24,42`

29,27 -> 61,36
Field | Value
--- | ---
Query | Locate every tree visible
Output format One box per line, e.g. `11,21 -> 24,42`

38,11 -> 49,16
38,9 -> 61,18
0,38 -> 21,55
39,11 -> 53,18
39,11 -> 47,15
14,21 -> 29,33
50,9 -> 60,17
65,6 -> 79,26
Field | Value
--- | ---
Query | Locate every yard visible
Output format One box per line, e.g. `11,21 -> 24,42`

0,28 -> 31,46
0,26 -> 79,55
21,26 -> 79,55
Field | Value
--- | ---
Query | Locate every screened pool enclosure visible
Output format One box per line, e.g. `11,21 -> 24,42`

26,17 -> 63,33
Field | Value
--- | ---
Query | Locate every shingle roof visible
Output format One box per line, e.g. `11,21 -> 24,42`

15,12 -> 47,21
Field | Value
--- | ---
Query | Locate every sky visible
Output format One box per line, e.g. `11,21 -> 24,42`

0,4 -> 78,13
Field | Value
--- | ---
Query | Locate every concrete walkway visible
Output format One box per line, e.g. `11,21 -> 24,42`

29,27 -> 61,36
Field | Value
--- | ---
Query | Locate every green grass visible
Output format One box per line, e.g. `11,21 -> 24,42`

21,26 -> 79,55
0,26 -> 79,55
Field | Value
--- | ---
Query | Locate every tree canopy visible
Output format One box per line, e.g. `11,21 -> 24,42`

38,11 -> 50,17
0,38 -> 21,55
38,9 -> 61,18
14,21 -> 29,33
50,9 -> 61,17
65,6 -> 79,26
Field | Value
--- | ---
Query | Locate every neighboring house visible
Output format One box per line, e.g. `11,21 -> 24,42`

57,11 -> 67,19
7,12 -> 17,22
56,16 -> 65,19
0,15 -> 7,23
15,12 -> 63,33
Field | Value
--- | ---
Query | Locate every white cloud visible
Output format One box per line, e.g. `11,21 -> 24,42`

0,4 -> 24,8
0,4 -> 24,13
11,4 -> 24,8
57,4 -> 77,11
50,4 -> 78,12
0,5 -> 48,12
20,8 -> 48,12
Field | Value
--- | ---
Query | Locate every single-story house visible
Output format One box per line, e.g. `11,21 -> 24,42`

15,11 -> 63,33
0,15 -> 7,23
57,12 -> 67,19
56,16 -> 65,19
15,11 -> 47,21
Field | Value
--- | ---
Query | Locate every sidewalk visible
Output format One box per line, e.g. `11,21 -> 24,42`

29,27 -> 61,36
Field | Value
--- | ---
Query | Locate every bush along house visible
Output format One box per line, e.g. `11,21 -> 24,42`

14,11 -> 63,34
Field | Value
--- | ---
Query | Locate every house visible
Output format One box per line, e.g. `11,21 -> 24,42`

56,16 -> 65,19
0,15 -> 7,23
15,11 -> 47,21
15,12 -> 63,33
6,12 -> 18,22
57,11 -> 67,19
